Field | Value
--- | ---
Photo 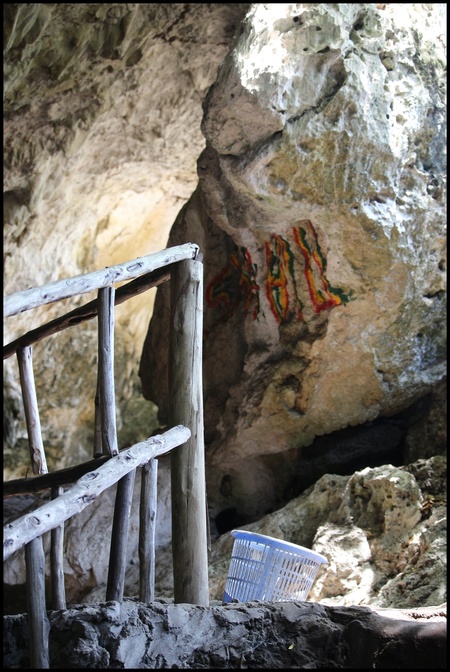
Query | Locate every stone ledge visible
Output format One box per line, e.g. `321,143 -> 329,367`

3,598 -> 447,669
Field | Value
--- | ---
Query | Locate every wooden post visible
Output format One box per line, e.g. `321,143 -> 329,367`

25,538 -> 50,668
98,287 -> 118,457
93,379 -> 103,458
139,458 -> 158,602
17,346 -> 47,474
106,469 -> 136,602
50,487 -> 66,610
17,345 -> 51,667
169,257 -> 209,605
99,283 -> 131,603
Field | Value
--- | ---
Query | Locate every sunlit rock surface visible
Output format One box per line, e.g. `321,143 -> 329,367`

4,455 -> 446,612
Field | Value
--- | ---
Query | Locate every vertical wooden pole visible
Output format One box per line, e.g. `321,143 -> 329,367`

99,284 -> 132,603
50,486 -> 66,610
25,538 -> 50,668
169,257 -> 209,605
106,469 -> 136,602
93,379 -> 103,458
98,287 -> 118,457
17,346 -> 47,474
139,458 -> 158,602
17,345 -> 51,668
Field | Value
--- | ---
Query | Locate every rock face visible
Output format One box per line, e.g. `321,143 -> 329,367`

2,1 -> 447,636
140,3 -> 447,523
3,599 -> 447,669
3,2 -> 251,476
4,456 -> 446,613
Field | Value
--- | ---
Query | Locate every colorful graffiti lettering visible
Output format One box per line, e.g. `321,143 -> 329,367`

231,248 -> 260,320
265,235 -> 304,323
206,247 -> 260,324
205,222 -> 354,329
293,222 -> 354,313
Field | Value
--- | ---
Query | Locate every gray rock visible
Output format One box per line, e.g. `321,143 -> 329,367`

3,599 -> 447,669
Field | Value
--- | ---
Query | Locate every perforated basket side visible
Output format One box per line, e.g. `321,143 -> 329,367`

264,549 -> 323,601
223,537 -> 271,603
223,530 -> 327,603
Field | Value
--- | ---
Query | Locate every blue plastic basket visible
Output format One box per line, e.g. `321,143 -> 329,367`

223,530 -> 327,603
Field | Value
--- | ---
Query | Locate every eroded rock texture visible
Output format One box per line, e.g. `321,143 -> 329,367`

3,2 -> 447,627
3,2 -> 251,476
140,3 -> 447,523
4,599 -> 447,669
4,456 -> 446,613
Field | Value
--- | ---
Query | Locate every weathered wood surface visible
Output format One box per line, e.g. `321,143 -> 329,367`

169,258 -> 209,606
25,537 -> 50,668
98,287 -> 118,457
50,486 -> 66,611
139,458 -> 158,603
4,454 -> 113,498
17,346 -> 48,475
17,345 -> 51,666
3,426 -> 190,561
106,469 -> 136,602
94,380 -> 103,458
3,267 -> 170,360
4,243 -> 199,318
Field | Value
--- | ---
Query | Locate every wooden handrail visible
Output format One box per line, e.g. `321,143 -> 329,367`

3,425 -> 191,561
3,243 -> 209,668
3,266 -> 171,360
4,453 -> 117,497
4,243 -> 198,317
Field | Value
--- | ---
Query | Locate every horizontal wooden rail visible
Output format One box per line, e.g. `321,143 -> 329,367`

3,425 -> 190,561
4,243 -> 199,318
3,266 -> 171,360
3,452 -> 135,497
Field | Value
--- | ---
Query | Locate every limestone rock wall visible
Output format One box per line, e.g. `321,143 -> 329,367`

3,3 -> 251,476
140,3 -> 447,522
3,3 -> 446,620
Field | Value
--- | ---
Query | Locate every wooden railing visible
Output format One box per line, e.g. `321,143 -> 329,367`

3,243 -> 209,668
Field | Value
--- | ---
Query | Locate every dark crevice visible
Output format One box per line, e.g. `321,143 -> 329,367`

215,507 -> 251,535
287,70 -> 347,126
424,290 -> 445,299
